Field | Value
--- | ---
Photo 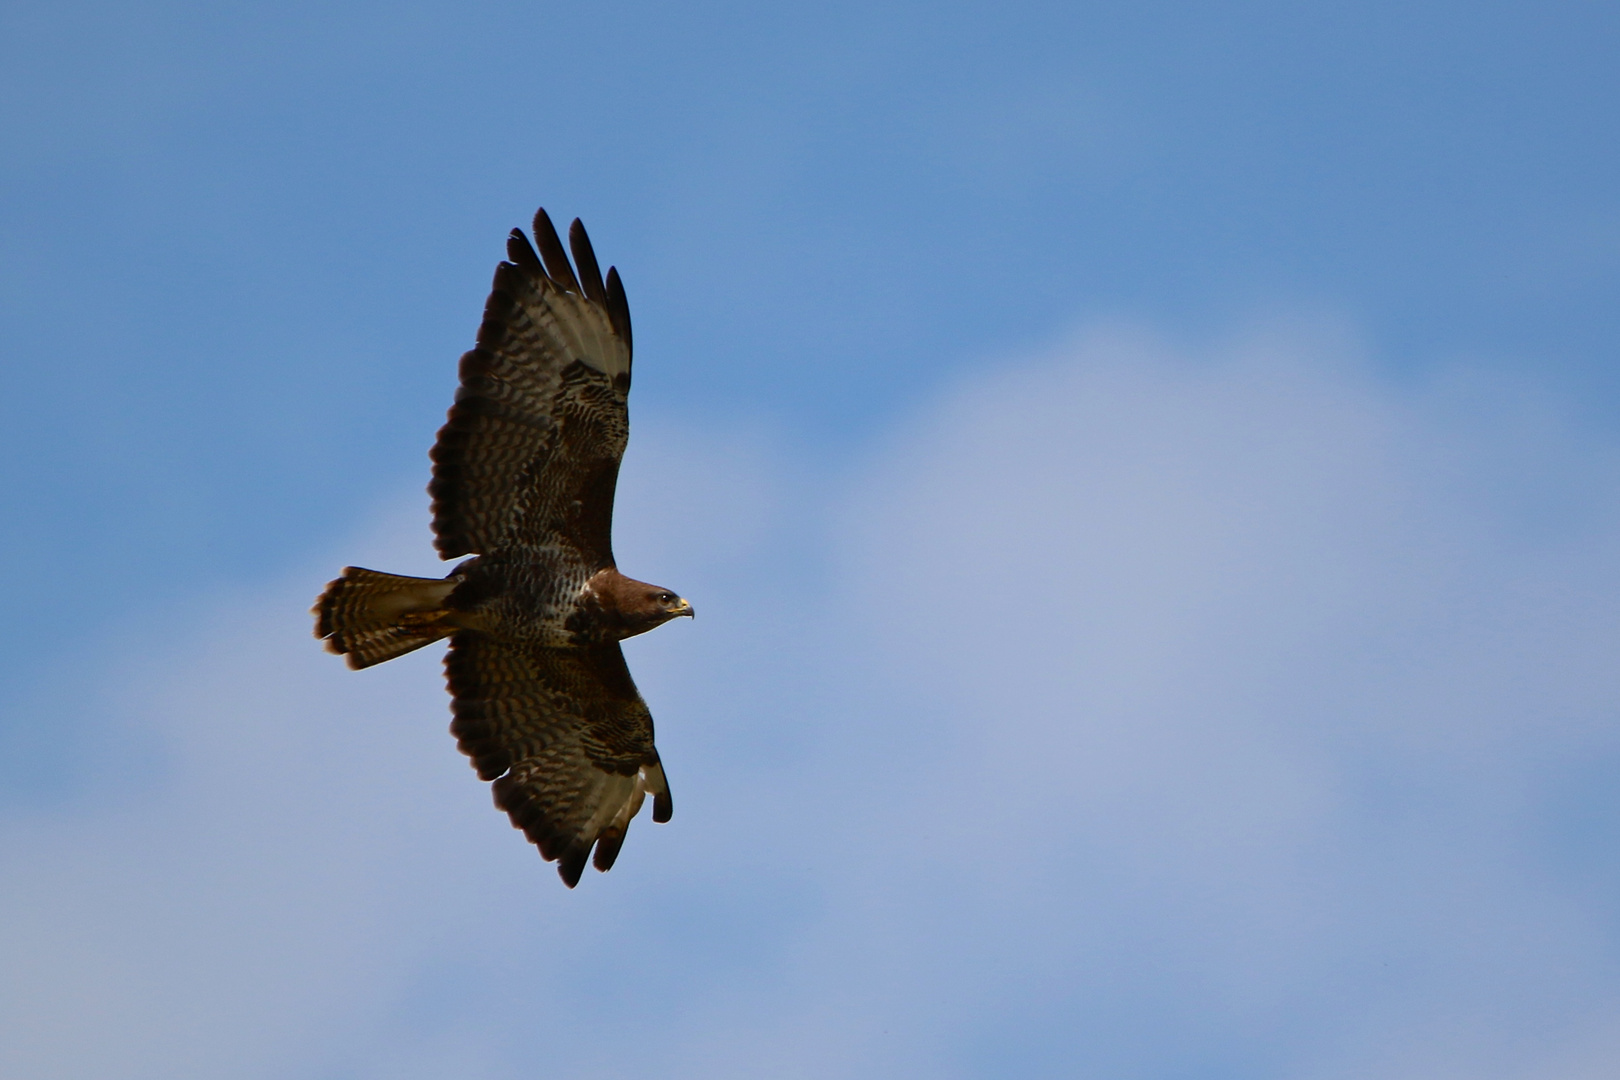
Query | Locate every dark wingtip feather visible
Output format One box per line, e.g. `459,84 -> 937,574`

568,218 -> 608,304
593,829 -> 627,872
557,849 -> 588,888
531,208 -> 582,293
653,789 -> 672,824
604,266 -> 632,356
506,229 -> 543,274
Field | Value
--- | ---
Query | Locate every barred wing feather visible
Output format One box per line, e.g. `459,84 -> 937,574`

445,634 -> 672,887
429,210 -> 634,564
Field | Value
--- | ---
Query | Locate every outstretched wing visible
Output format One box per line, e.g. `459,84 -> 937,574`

429,208 -> 635,565
445,633 -> 672,887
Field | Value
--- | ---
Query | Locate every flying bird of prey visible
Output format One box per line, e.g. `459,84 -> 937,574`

314,208 -> 691,888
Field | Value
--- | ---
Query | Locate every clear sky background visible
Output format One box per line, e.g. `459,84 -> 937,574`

3,2 -> 1619,1077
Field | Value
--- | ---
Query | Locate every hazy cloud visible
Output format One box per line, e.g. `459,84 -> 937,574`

4,323 -> 1619,1078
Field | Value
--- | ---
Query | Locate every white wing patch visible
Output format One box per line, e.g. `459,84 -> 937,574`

523,278 -> 631,383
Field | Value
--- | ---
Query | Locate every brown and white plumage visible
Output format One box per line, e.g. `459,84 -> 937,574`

430,211 -> 633,564
446,636 -> 671,884
314,208 -> 689,888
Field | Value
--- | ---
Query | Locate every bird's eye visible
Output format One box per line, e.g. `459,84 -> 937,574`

657,592 -> 674,603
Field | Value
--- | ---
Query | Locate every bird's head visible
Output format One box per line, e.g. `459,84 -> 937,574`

615,579 -> 694,638
583,569 -> 695,639
643,585 -> 694,622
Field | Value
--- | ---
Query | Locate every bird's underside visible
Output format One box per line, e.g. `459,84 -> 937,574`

313,208 -> 691,888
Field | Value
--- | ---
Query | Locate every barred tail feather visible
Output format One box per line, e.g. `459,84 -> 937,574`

313,567 -> 458,669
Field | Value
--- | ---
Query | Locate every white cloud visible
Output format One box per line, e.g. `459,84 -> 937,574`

822,322 -> 1620,1077
4,323 -> 1619,1078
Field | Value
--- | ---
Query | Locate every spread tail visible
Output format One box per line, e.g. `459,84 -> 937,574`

313,567 -> 458,669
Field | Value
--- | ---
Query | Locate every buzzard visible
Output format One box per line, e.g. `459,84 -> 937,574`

314,208 -> 691,888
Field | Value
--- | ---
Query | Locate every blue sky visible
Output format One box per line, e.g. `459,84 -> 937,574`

3,2 -> 1619,1077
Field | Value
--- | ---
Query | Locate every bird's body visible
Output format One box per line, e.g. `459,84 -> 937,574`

314,208 -> 690,887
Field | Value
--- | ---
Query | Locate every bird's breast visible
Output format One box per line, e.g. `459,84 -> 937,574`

448,548 -> 599,646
